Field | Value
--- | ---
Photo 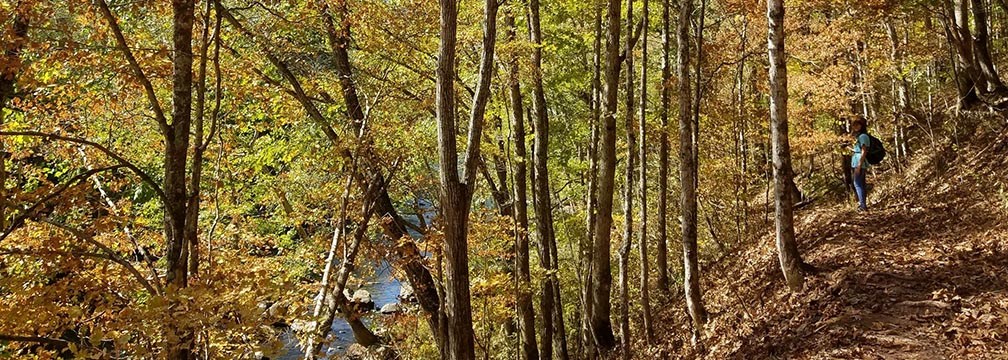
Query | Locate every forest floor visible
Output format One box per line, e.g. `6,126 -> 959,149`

647,118 -> 1008,359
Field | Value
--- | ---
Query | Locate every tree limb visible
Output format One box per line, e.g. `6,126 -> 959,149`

44,219 -> 162,295
0,165 -> 124,244
216,1 -> 343,147
0,334 -> 69,348
93,0 -> 170,134
0,131 -> 167,203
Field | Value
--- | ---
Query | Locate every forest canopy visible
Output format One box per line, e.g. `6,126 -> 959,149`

0,0 -> 1005,358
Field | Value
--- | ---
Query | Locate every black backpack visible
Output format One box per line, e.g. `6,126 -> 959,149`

865,133 -> 886,165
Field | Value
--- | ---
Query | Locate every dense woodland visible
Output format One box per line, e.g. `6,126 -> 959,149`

0,0 -> 1006,358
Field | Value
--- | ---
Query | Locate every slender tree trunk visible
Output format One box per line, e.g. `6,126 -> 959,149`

657,0 -> 671,296
490,120 -> 513,216
505,12 -> 539,360
0,4 -> 28,232
306,175 -> 380,359
583,4 -> 603,358
885,19 -> 911,165
948,0 -> 984,107
95,0 -> 194,352
678,0 -> 707,332
435,0 -> 497,357
638,0 -> 654,343
435,0 -> 470,355
618,0 -> 635,356
167,0 -> 197,358
734,16 -> 749,245
589,0 -> 622,351
527,1 -> 569,357
316,3 -> 446,347
186,0 -> 216,277
691,0 -> 706,189
767,0 -> 805,292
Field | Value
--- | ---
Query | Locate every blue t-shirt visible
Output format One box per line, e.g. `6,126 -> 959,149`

851,133 -> 870,168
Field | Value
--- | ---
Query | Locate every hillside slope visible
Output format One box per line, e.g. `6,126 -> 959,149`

649,119 -> 1008,359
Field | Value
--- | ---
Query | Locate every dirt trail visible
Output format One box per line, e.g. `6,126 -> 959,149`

646,123 -> 1008,359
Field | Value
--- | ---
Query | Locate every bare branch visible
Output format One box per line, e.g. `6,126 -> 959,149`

216,1 -> 343,147
93,0 -> 170,134
0,131 -> 167,203
0,334 -> 69,348
44,219 -> 162,295
0,165 -> 123,244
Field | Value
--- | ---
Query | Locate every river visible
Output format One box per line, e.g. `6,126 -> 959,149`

276,261 -> 402,359
277,200 -> 431,359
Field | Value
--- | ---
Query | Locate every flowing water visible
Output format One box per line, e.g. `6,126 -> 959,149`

278,201 -> 431,359
277,262 -> 402,359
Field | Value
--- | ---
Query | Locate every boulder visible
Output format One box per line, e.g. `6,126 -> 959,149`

378,303 -> 400,314
289,319 -> 313,334
398,282 -> 415,302
267,300 -> 289,319
344,343 -> 396,360
352,289 -> 372,304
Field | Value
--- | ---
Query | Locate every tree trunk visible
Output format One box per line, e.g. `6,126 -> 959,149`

306,175 -> 380,359
885,19 -> 911,165
435,0 -> 497,357
167,0 -> 196,358
971,0 -> 1006,93
618,0 -> 635,355
678,0 -> 707,332
638,0 -> 654,343
733,16 -> 748,246
527,0 -> 568,357
767,0 -> 805,292
186,0 -> 217,278
947,0 -> 984,107
505,12 -> 539,360
96,0 -> 196,352
317,2 -> 446,348
657,0 -> 671,298
582,4 -> 603,357
589,0 -> 622,351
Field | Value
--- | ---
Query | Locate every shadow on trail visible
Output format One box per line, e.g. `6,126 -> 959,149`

730,197 -> 1008,359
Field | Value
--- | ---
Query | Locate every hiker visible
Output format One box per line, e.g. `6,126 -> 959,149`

850,117 -> 870,211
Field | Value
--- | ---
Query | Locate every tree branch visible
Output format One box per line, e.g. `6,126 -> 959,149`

0,165 -> 123,244
0,131 -> 167,203
618,20 -> 645,64
44,219 -> 162,295
0,334 -> 69,348
93,0 -> 170,134
216,1 -> 343,147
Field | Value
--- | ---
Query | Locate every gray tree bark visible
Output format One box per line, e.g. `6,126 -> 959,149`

657,0 -> 671,297
589,0 -> 622,351
678,0 -> 708,332
638,0 -> 654,343
505,12 -> 539,360
619,0 -> 635,356
582,4 -> 603,357
435,0 -> 498,357
970,0 -> 1006,93
306,175 -> 381,359
767,0 -> 806,292
527,0 -> 570,358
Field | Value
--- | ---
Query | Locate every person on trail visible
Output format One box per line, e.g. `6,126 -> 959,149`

850,117 -> 870,211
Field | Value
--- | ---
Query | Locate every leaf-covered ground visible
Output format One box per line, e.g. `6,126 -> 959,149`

646,120 -> 1008,359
